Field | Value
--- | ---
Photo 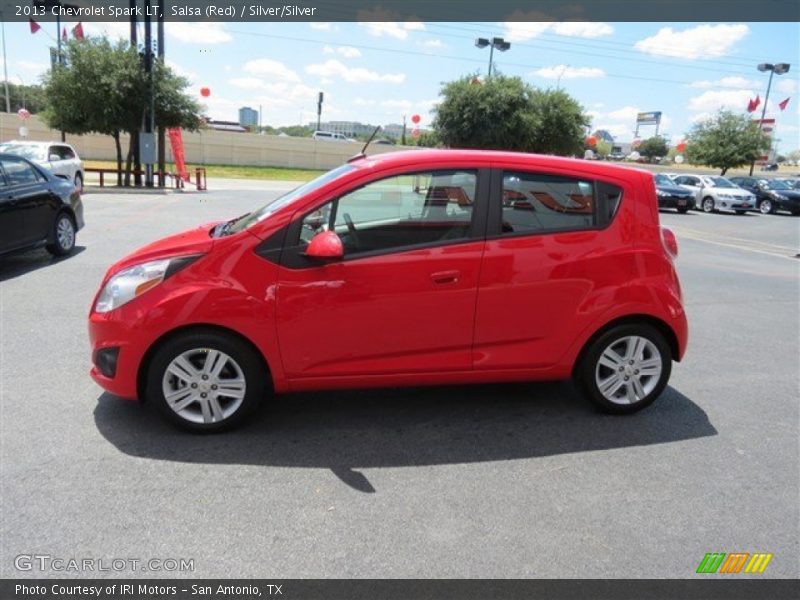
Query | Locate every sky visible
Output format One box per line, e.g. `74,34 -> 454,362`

2,19 -> 799,151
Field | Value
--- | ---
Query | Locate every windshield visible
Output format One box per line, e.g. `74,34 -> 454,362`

761,179 -> 791,190
654,174 -> 673,186
0,143 -> 46,161
226,164 -> 356,234
707,177 -> 736,188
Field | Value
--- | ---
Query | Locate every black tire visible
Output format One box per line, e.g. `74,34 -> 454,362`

575,323 -> 672,415
146,329 -> 269,432
791,209 -> 800,217
74,172 -> 83,193
45,212 -> 76,256
702,196 -> 715,213
677,206 -> 690,214
758,199 -> 775,215
735,210 -> 748,215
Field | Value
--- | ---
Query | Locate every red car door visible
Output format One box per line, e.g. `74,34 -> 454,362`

473,167 -> 630,371
276,167 -> 489,381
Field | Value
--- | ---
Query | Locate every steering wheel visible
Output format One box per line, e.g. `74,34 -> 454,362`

343,212 -> 361,249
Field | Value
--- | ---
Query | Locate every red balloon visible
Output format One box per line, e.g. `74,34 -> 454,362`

200,87 -> 211,98
411,114 -> 421,124
411,128 -> 421,139
676,142 -> 687,153
17,108 -> 31,120
586,135 -> 597,147
632,138 -> 642,148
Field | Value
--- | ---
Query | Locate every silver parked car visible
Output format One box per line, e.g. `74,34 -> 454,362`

0,140 -> 84,192
672,174 -> 756,214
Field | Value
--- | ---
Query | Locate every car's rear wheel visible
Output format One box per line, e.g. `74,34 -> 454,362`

759,199 -> 775,214
576,324 -> 671,414
677,206 -> 690,214
46,212 -> 76,256
146,330 -> 268,432
702,196 -> 715,213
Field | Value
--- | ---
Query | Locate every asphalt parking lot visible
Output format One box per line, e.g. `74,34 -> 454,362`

1,180 -> 798,579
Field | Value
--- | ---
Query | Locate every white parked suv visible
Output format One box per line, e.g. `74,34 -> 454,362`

0,140 -> 84,192
312,131 -> 356,142
672,174 -> 756,214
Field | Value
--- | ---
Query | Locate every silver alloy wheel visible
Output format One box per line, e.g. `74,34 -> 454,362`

162,348 -> 247,424
759,199 -> 772,214
56,215 -> 75,251
594,335 -> 662,405
702,197 -> 714,213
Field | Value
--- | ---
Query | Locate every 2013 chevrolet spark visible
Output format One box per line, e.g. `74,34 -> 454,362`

89,150 -> 687,432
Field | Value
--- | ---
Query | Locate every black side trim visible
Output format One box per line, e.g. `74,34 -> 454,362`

165,254 -> 203,278
254,224 -> 289,265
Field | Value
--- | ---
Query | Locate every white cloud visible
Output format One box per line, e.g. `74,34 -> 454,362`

533,65 -> 605,79
381,99 -> 413,110
776,79 -> 798,94
310,23 -> 333,31
167,60 -> 197,84
422,39 -> 445,49
593,123 -> 634,140
323,45 -> 361,58
634,24 -> 749,59
688,89 -> 753,113
502,14 -> 613,41
15,61 -> 49,82
606,106 -> 642,122
166,22 -> 231,44
305,59 -> 405,84
690,76 -> 760,89
359,21 -> 425,40
243,58 -> 301,83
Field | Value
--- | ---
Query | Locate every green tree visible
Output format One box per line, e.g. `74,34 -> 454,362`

432,74 -> 588,155
593,139 -> 611,159
42,37 -> 201,186
685,110 -> 771,175
638,136 -> 669,162
2,82 -> 48,114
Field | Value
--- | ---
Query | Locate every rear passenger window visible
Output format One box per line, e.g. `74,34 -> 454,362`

500,172 -> 596,235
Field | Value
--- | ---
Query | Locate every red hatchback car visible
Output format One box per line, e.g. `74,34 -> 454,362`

89,150 -> 687,431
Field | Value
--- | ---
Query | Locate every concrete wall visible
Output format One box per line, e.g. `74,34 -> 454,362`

0,113 -> 413,170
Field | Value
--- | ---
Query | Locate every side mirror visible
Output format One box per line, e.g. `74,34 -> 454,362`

48,153 -> 60,162
304,230 -> 344,261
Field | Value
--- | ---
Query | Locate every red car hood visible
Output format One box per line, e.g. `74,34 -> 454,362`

108,222 -> 218,274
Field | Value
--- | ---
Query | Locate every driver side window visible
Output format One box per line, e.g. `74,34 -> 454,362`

299,170 -> 477,256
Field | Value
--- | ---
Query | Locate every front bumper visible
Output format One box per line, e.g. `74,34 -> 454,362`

89,308 -> 153,400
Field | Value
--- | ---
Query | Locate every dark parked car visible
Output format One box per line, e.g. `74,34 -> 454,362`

728,176 -> 800,215
0,153 -> 84,257
776,177 -> 800,190
654,173 -> 695,213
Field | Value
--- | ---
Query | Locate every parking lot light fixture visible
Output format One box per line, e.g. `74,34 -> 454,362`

475,36 -> 511,78
750,62 -> 791,175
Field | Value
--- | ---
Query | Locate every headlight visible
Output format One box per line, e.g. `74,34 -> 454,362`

656,190 -> 670,197
718,193 -> 733,199
94,256 -> 199,313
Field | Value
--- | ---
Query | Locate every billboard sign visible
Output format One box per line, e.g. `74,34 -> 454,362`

636,111 -> 662,124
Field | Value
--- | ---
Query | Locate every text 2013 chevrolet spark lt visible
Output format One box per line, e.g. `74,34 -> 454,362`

89,150 -> 688,432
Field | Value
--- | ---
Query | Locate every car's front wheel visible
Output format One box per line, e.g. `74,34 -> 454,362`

702,196 -> 715,213
759,199 -> 775,214
147,330 -> 268,432
46,212 -> 76,256
677,206 -> 690,214
576,324 -> 672,414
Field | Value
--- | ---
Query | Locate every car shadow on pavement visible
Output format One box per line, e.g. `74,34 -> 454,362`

0,246 -> 86,283
94,382 -> 716,493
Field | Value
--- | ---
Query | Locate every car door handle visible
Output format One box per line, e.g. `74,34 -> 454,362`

430,270 -> 460,285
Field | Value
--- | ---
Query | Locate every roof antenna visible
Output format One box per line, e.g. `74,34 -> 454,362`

348,125 -> 382,163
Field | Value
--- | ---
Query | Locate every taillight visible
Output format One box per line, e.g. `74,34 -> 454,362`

661,227 -> 678,258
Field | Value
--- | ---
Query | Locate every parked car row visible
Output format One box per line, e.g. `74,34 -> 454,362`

654,172 -> 800,216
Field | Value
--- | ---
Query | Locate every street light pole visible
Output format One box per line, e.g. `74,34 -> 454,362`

749,62 -> 790,175
475,37 -> 510,79
1,18 -> 10,113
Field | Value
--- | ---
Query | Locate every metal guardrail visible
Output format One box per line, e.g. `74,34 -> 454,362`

84,167 -> 207,191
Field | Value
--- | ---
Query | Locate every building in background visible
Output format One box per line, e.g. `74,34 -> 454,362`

309,120 -> 378,138
238,106 -> 259,128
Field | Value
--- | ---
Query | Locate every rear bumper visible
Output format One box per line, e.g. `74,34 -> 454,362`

658,195 -> 695,209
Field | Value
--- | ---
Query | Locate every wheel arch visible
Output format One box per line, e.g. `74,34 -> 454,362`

572,314 -> 681,378
136,323 -> 274,401
47,207 -> 77,244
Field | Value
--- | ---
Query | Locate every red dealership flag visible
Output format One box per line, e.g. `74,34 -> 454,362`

72,22 -> 85,40
778,97 -> 790,111
167,128 -> 190,182
29,18 -> 41,34
62,27 -> 68,42
746,98 -> 756,112
752,95 -> 761,111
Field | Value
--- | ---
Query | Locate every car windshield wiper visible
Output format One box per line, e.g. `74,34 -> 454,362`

215,213 -> 250,237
